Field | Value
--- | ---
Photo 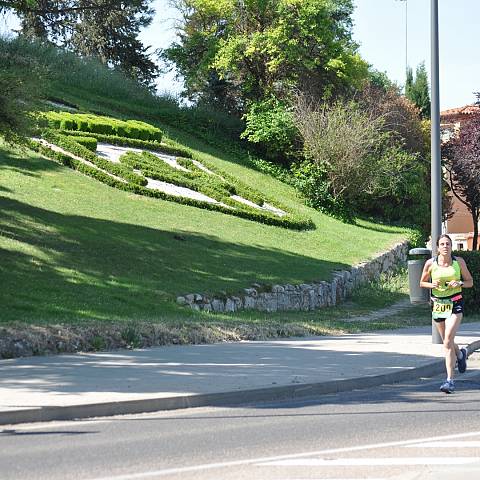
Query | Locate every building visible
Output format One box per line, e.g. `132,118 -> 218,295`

440,104 -> 480,250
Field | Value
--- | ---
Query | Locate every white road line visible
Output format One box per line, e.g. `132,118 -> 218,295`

83,430 -> 480,480
257,457 -> 479,467
405,441 -> 480,448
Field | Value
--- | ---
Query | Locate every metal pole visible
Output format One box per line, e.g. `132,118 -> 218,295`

431,0 -> 443,344
405,0 -> 408,78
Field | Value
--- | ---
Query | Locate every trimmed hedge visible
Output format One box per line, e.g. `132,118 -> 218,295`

42,131 -> 147,186
66,135 -> 97,152
57,129 -> 192,158
453,250 -> 480,313
31,140 -> 314,230
42,111 -> 163,142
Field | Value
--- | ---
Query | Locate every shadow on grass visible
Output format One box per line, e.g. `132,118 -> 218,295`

0,144 -> 64,177
0,196 -> 347,323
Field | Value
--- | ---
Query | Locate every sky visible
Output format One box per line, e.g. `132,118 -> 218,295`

2,0 -> 478,110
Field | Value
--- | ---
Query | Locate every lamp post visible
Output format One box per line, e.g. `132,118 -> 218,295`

398,0 -> 408,80
431,0 -> 443,344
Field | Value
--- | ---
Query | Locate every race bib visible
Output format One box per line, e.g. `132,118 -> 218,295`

432,298 -> 453,319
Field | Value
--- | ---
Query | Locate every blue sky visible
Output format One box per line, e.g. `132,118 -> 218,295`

2,0 -> 478,110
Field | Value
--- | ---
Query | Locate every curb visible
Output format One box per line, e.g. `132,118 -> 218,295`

2,340 -> 479,427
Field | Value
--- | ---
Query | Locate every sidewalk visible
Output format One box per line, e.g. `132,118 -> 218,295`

1,322 -> 480,426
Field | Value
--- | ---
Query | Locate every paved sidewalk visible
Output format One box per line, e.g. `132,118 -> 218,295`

1,322 -> 480,425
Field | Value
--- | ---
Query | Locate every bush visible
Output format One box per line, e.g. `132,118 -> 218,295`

241,97 -> 300,164
66,135 -> 97,152
42,111 -> 163,142
58,129 -> 190,157
453,251 -> 480,313
292,96 -> 429,225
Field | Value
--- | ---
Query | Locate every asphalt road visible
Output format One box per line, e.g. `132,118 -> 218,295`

2,359 -> 480,480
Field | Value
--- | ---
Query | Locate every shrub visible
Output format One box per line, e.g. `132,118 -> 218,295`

66,135 -> 97,152
241,97 -> 300,164
453,251 -> 480,313
42,111 -> 163,142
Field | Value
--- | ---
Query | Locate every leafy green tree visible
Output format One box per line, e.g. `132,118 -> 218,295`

405,62 -> 430,119
163,0 -> 368,112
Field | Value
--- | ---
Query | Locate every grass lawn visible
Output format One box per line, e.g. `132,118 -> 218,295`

0,139 -> 409,325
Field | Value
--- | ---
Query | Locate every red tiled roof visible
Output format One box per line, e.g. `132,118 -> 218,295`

441,104 -> 480,118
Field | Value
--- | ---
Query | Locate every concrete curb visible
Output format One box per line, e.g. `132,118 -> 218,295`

1,339 -> 479,426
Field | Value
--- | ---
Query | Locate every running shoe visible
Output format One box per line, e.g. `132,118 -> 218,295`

440,379 -> 455,394
458,348 -> 468,373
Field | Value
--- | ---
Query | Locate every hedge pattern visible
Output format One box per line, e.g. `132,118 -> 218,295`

31,139 -> 314,230
57,129 -> 192,157
36,109 -> 314,230
42,111 -> 163,142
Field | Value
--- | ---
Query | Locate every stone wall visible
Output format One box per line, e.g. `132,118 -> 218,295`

176,241 -> 409,313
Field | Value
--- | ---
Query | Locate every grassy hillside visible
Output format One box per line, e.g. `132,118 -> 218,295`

0,39 -> 411,326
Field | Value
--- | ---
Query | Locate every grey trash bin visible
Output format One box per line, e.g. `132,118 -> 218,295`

408,247 -> 431,304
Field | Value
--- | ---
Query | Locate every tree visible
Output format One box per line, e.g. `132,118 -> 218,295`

405,62 -> 430,119
1,0 -> 158,88
443,115 -> 480,250
69,1 -> 158,89
162,0 -> 368,112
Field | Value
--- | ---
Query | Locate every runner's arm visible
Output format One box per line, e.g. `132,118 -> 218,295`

420,259 -> 438,289
451,257 -> 474,288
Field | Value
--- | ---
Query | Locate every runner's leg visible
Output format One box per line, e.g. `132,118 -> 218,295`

444,313 -> 463,380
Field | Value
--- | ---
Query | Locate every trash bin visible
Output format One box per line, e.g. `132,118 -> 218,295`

408,247 -> 431,304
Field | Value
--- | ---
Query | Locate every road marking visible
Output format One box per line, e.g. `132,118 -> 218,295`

406,441 -> 480,448
83,429 -> 480,480
257,457 -> 479,467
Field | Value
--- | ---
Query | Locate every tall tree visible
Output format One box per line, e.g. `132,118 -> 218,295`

443,115 -> 480,250
162,0 -> 368,113
1,0 -> 158,88
405,62 -> 430,119
70,1 -> 158,88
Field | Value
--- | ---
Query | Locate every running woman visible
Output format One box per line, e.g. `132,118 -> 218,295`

420,234 -> 473,393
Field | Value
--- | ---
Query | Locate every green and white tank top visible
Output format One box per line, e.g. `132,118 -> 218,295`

431,257 -> 462,298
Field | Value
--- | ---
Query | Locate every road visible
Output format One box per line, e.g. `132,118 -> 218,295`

2,357 -> 480,480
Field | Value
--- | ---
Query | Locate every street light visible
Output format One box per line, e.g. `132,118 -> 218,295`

396,0 -> 408,82
431,0 -> 443,344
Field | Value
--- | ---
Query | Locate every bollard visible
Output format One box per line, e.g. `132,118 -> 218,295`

408,248 -> 442,344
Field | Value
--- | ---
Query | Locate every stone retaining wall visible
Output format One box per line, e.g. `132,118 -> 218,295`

176,241 -> 409,313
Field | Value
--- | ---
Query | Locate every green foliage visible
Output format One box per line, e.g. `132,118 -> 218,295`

41,131 -> 148,186
405,62 -> 430,119
0,35 -> 47,141
292,97 -> 429,225
163,0 -> 368,112
65,135 -> 97,152
59,130 -> 192,157
291,160 -> 353,222
453,251 -> 480,313
241,97 -> 299,163
42,111 -> 163,142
